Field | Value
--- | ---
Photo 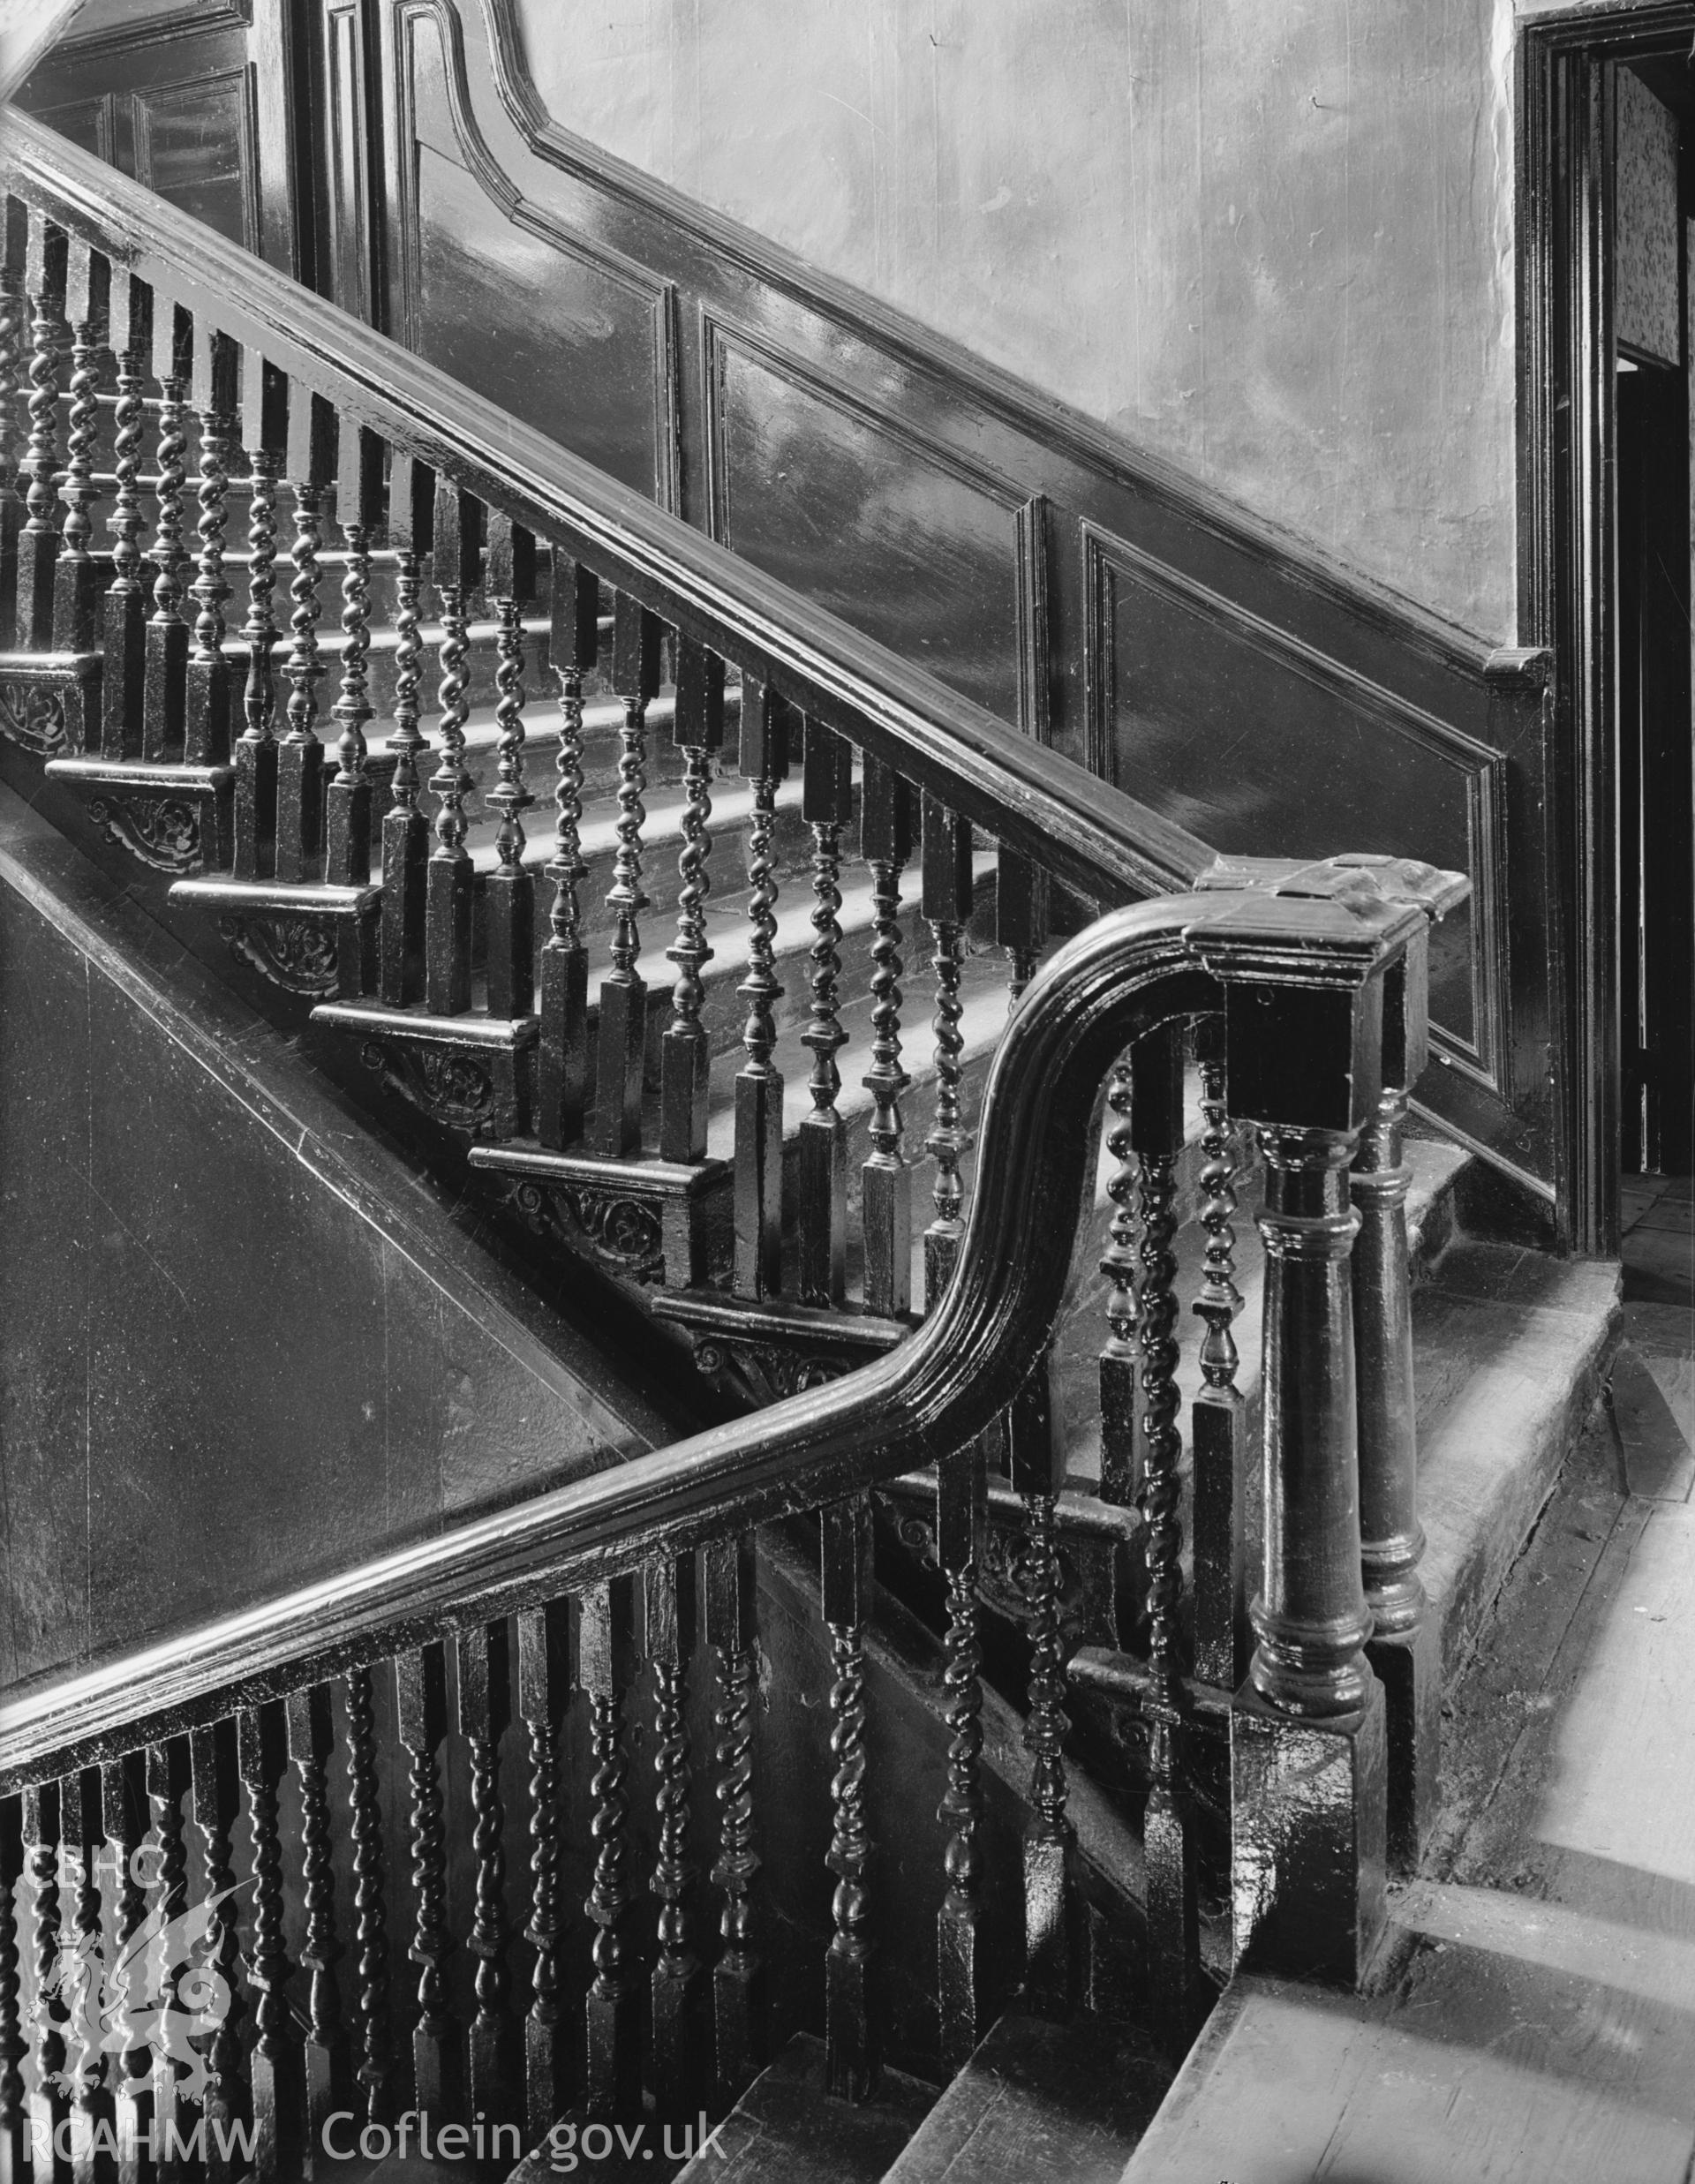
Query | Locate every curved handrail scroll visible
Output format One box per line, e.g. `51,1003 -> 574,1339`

0,871 -> 1431,1792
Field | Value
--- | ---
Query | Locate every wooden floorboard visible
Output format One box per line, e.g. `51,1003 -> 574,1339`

1126,1314 -> 1695,2184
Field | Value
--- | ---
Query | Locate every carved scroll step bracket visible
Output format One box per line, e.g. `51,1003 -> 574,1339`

167,874 -> 380,997
649,1290 -> 908,1408
314,999 -> 540,1141
469,1142 -> 727,1289
0,651 -> 99,758
47,752 -> 231,873
877,1470 -> 1142,1654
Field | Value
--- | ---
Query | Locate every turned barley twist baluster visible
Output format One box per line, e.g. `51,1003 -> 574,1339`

799,719 -> 855,1306
52,240 -> 109,656
860,757 -> 916,1318
275,391 -> 335,883
0,1807 -> 23,2179
935,1446 -> 987,2070
516,1608 -> 571,2144
141,301 -> 192,761
59,1772 -> 111,2184
457,1623 -> 519,2135
21,1787 -> 66,2174
325,421 -> 383,888
733,676 -> 793,1299
343,1668 -> 390,2127
379,457 -> 433,1005
14,211 -> 66,652
705,1537 -> 764,2099
190,1724 -> 245,2184
660,636 -> 726,1165
1131,1025 -> 1202,2040
1098,1058 -> 1141,1512
1006,1372 -> 1076,2015
147,1741 -> 192,2180
0,199 -> 27,646
0,1799 -> 26,2184
582,1579 -> 641,2118
101,1758 -> 153,2184
539,553 -> 598,1147
424,485 -> 482,1014
822,1495 -> 877,2102
286,1688 -> 343,2159
1194,1041 -> 1242,1394
395,1649 -> 461,2121
1136,1034 -> 1185,1698
238,1706 -> 304,2181
183,325 -> 237,768
922,797 -> 975,1309
485,514 -> 538,1018
1191,1015 -> 1247,1693
233,356 -> 285,876
647,1557 -> 704,2114
99,277 -> 153,760
595,595 -> 662,1155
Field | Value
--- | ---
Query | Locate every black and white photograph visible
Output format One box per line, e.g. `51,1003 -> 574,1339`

0,2 -> 1691,2178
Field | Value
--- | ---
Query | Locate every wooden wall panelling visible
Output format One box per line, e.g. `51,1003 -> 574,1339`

16,0 -> 273,261
132,67 -> 258,254
315,0 -> 380,323
381,0 -> 680,508
1083,523 -> 1510,1089
352,0 -> 1556,1188
701,313 -> 1051,735
29,94 -> 117,164
248,0 -> 310,280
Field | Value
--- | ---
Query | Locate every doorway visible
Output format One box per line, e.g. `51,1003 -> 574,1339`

1523,14 -> 1695,1277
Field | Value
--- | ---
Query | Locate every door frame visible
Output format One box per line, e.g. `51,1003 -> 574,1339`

1520,2 -> 1695,1255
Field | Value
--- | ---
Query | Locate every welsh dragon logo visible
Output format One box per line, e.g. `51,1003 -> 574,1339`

13,1865 -> 244,2105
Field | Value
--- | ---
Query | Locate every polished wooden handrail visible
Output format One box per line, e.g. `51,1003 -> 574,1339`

0,875 -> 1427,1791
0,105 -> 1214,907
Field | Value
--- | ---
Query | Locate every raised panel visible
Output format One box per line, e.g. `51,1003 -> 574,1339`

32,94 -> 116,162
321,0 -> 375,320
132,68 -> 257,252
704,317 -> 1048,734
393,0 -> 679,508
1087,529 -> 1508,1087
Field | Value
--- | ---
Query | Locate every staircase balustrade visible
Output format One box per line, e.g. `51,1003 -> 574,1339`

0,112 -> 1468,2180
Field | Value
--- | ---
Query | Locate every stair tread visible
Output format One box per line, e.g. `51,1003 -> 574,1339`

1410,1241 -> 1620,1674
670,2033 -> 938,2184
880,2012 -> 1171,2184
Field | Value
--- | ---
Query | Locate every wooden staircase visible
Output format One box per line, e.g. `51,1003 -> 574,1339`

0,96 -> 1624,2184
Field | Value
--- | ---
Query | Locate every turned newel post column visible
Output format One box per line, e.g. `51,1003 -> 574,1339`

1352,922 -> 1438,1873
1194,866 -> 1420,1990
1252,1125 -> 1375,1721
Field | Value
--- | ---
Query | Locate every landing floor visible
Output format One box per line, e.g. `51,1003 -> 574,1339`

1125,1284 -> 1695,2184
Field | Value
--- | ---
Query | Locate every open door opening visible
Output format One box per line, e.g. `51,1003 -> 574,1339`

1615,57 -> 1695,1302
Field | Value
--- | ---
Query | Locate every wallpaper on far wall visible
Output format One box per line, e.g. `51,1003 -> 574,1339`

1617,70 -> 1680,367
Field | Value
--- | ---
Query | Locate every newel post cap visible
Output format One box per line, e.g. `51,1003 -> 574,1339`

1185,853 -> 1460,1134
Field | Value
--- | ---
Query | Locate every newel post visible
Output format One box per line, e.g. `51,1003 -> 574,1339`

1352,922 -> 1439,1874
1194,869 -> 1418,1988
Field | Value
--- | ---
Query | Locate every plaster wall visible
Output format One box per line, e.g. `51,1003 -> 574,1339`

516,0 -> 1519,640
